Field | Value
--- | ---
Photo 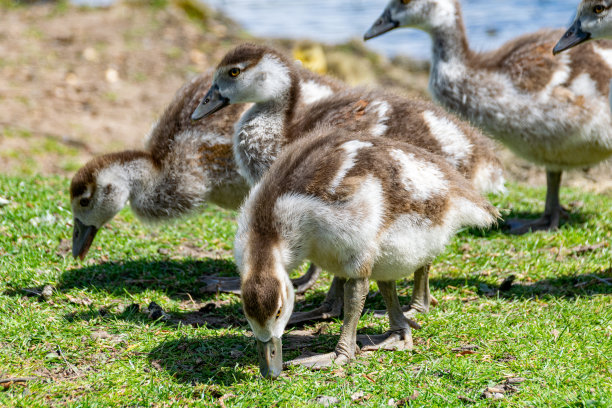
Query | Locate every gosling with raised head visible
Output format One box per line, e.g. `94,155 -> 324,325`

365,0 -> 612,234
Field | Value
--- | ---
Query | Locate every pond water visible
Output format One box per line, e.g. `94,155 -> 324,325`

202,0 -> 580,60
72,0 -> 581,60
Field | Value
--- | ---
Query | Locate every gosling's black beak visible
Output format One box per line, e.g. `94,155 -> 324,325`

364,8 -> 399,41
191,84 -> 230,121
553,19 -> 591,55
72,218 -> 98,260
256,337 -> 283,379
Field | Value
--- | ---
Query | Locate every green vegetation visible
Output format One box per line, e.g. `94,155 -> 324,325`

0,175 -> 610,407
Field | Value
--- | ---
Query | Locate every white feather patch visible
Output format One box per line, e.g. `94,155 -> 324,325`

299,80 -> 334,105
273,176 -> 385,277
389,148 -> 448,200
328,140 -> 373,194
366,100 -> 390,137
422,110 -> 472,168
593,45 -> 612,71
472,163 -> 506,195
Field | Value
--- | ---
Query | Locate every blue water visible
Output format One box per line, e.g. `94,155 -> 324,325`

201,0 -> 580,60
71,0 -> 581,60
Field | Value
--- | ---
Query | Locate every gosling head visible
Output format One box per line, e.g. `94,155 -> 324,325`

364,0 -> 458,40
240,250 -> 295,379
70,154 -> 137,260
191,44 -> 294,120
554,1 -> 612,54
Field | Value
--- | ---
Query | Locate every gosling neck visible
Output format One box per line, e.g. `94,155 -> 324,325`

428,4 -> 472,68
121,155 -> 202,221
234,68 -> 301,185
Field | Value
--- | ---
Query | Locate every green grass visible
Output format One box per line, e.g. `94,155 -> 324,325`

0,174 -> 611,407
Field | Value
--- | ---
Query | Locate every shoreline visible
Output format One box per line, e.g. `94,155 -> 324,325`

0,1 -> 610,193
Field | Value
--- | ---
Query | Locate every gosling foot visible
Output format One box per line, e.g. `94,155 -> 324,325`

505,210 -> 568,235
288,297 -> 343,326
359,328 -> 413,352
370,294 -> 438,330
285,351 -> 351,370
288,277 -> 345,325
291,264 -> 322,295
506,169 -> 568,235
200,264 -> 322,295
199,276 -> 241,295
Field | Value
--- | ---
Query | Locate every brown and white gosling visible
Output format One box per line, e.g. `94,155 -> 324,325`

190,43 -> 504,324
69,71 -> 340,294
237,128 -> 499,378
365,0 -> 612,234
70,72 -> 248,260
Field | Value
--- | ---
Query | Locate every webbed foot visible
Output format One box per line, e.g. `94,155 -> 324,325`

288,277 -> 345,325
200,264 -> 322,295
291,264 -> 322,295
285,351 -> 351,370
505,211 -> 568,235
199,276 -> 241,295
506,170 -> 567,235
371,294 -> 438,327
288,296 -> 343,325
359,328 -> 413,351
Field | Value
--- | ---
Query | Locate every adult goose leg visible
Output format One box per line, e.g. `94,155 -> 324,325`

360,280 -> 413,351
286,277 -> 369,369
200,263 -> 322,295
507,171 -> 567,234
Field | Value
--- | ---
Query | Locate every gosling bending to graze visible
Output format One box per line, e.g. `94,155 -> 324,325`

70,72 -> 249,260
191,43 -> 504,325
237,129 -> 499,379
69,71 -> 340,294
365,0 -> 612,234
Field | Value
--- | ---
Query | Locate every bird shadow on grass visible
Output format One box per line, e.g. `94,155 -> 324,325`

426,269 -> 612,300
147,332 -> 340,385
57,258 -> 239,300
147,335 -> 255,385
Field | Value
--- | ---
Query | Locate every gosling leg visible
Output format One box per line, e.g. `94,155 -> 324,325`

370,265 -> 437,326
286,277 -> 369,369
360,280 -> 413,351
507,170 -> 567,235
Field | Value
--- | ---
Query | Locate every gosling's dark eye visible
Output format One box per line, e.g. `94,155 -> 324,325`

229,67 -> 241,77
594,5 -> 605,14
79,198 -> 90,207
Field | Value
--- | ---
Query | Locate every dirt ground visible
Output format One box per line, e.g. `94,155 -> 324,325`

1,1 -> 611,193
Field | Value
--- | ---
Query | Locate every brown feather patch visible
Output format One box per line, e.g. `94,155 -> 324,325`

242,273 -> 281,326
